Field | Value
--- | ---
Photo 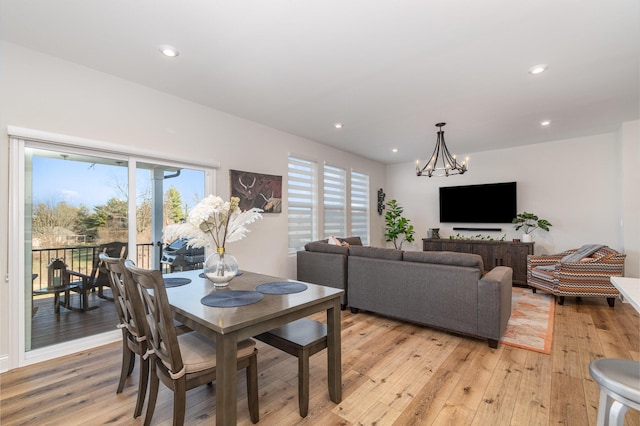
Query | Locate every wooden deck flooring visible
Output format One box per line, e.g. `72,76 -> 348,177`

3,294 -> 639,425
31,290 -> 119,349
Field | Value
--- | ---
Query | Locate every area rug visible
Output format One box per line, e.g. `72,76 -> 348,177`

500,287 -> 555,354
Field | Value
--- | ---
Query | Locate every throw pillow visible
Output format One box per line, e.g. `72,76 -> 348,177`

328,235 -> 341,246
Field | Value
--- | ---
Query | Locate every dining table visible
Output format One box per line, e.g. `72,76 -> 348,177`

162,269 -> 344,425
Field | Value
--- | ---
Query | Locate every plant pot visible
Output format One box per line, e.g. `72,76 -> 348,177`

203,248 -> 238,287
522,234 -> 532,243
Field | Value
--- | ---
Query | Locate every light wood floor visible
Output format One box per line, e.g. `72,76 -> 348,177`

2,295 -> 639,425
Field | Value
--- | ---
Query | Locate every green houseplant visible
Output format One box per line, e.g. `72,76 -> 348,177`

384,199 -> 415,249
512,212 -> 552,242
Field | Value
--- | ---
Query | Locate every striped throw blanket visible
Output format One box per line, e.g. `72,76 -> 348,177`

537,244 -> 604,271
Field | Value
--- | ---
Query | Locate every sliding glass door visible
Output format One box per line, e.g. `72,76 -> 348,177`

24,144 -> 205,352
135,162 -> 206,272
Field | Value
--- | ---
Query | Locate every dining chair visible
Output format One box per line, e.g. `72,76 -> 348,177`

100,254 -> 148,419
255,318 -> 327,417
124,260 -> 259,426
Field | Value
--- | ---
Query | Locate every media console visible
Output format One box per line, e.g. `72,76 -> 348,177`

422,238 -> 534,286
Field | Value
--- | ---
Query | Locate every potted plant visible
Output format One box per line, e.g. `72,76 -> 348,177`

384,199 -> 415,249
512,212 -> 552,242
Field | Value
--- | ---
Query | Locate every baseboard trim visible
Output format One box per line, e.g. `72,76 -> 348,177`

0,354 -> 9,373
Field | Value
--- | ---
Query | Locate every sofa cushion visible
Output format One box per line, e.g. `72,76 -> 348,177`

349,245 -> 403,260
304,240 -> 349,255
403,250 -> 484,271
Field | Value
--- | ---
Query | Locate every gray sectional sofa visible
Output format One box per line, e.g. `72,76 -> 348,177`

296,236 -> 363,309
297,238 -> 513,348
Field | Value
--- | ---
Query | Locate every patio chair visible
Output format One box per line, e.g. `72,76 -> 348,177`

100,254 -> 148,419
33,258 -> 82,320
124,260 -> 260,425
527,245 -> 626,306
68,241 -> 128,309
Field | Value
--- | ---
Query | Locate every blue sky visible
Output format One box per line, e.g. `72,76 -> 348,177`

32,155 -> 204,210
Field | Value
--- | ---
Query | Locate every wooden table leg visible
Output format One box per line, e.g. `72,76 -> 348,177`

216,333 -> 238,426
299,345 -> 310,416
326,299 -> 342,403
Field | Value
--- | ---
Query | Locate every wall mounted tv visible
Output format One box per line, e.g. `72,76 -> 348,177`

439,182 -> 517,223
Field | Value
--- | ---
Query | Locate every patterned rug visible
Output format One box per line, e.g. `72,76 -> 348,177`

500,287 -> 555,354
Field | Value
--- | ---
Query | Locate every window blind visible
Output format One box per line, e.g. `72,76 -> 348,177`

350,171 -> 369,244
287,156 -> 317,253
323,164 -> 346,238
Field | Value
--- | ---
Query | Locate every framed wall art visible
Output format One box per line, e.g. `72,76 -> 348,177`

229,169 -> 282,213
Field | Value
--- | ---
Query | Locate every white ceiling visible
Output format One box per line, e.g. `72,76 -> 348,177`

1,0 -> 638,164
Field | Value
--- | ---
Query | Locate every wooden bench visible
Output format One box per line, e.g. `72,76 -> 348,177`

255,318 -> 328,417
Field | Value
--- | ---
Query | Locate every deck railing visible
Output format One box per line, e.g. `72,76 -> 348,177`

31,243 -> 170,290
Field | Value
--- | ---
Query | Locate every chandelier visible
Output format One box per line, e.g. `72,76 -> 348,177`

416,122 -> 468,177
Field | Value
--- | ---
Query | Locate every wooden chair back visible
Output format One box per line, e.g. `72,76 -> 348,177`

124,260 -> 184,376
101,254 -> 149,418
92,242 -> 128,288
100,254 -> 145,344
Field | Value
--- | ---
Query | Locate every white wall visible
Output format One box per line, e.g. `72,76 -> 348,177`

620,120 -> 640,277
386,128 -> 639,267
0,42 -> 387,367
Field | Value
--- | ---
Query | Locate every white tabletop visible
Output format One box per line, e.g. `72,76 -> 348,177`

611,276 -> 640,312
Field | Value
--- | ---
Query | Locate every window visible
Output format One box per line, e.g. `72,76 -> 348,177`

350,171 -> 369,244
323,164 -> 346,238
287,157 -> 370,252
287,156 -> 317,253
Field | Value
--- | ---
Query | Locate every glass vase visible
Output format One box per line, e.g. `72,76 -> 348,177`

203,247 -> 238,287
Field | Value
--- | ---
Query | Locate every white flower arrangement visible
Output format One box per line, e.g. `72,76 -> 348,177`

163,195 -> 262,249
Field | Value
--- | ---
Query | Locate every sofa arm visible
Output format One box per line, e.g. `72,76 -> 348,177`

527,254 -> 565,269
296,250 -> 348,306
477,266 -> 513,343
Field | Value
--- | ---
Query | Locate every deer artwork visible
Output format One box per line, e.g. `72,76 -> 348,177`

231,171 -> 267,210
258,177 -> 282,212
230,170 -> 282,212
259,191 -> 282,213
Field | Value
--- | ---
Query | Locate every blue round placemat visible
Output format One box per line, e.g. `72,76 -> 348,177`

201,290 -> 264,307
199,270 -> 243,279
163,277 -> 191,288
255,281 -> 308,295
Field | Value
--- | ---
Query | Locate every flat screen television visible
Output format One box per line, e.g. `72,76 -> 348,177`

439,182 -> 517,223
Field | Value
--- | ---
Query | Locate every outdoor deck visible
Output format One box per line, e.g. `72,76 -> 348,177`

31,290 -> 118,350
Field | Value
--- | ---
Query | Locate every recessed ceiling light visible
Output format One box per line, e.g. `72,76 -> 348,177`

528,64 -> 548,75
334,123 -> 343,129
540,120 -> 551,126
159,45 -> 179,57
392,148 -> 398,153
